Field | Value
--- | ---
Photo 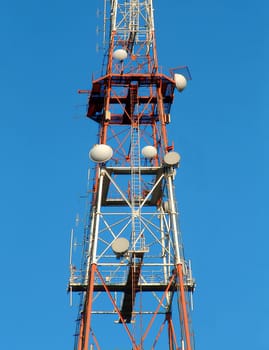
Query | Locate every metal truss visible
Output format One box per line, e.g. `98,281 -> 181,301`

69,1 -> 195,350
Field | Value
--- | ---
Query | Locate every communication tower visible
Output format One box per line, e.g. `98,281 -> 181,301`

69,1 -> 195,349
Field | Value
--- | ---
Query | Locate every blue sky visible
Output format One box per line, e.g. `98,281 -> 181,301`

0,0 -> 268,349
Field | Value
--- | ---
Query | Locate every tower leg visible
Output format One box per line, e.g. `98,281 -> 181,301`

166,171 -> 193,350
77,311 -> 84,350
82,263 -> 97,350
177,263 -> 192,350
167,313 -> 174,350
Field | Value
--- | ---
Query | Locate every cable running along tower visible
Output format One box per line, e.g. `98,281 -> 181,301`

69,1 -> 195,349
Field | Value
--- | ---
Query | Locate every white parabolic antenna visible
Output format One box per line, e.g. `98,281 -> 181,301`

163,151 -> 181,166
112,238 -> 129,256
142,145 -> 157,159
174,73 -> 187,92
112,49 -> 128,61
89,144 -> 113,163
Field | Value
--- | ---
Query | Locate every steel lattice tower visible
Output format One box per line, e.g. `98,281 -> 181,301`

69,1 -> 195,349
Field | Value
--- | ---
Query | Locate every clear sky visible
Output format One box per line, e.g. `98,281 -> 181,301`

0,0 -> 268,349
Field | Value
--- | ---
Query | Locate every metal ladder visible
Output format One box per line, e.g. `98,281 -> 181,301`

131,123 -> 143,250
130,84 -> 142,250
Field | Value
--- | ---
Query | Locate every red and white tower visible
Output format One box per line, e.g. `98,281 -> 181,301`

69,1 -> 195,349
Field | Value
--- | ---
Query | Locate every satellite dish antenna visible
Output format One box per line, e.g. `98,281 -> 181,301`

142,145 -> 157,159
112,238 -> 129,257
174,73 -> 187,92
89,144 -> 113,163
163,151 -> 181,166
112,48 -> 128,61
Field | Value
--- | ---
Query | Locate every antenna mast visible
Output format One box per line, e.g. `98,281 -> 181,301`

69,1 -> 195,349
